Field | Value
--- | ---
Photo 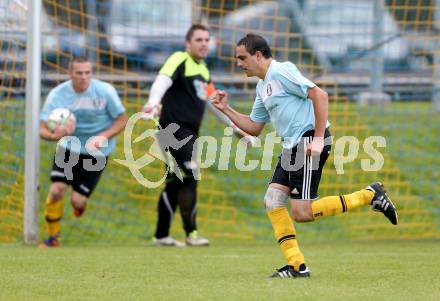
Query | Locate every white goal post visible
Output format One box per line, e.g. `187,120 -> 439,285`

24,0 -> 41,244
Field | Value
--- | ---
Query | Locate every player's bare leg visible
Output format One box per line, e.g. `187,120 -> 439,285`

265,183 -> 310,278
71,191 -> 88,217
290,183 -> 398,225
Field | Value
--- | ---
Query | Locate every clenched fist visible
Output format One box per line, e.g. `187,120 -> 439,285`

209,90 -> 229,112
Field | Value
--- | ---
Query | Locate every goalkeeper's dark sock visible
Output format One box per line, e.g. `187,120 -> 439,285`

267,208 -> 305,270
312,189 -> 375,219
154,178 -> 180,238
44,194 -> 63,237
178,177 -> 197,236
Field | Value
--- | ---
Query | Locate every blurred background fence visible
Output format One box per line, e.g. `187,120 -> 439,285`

1,0 -> 439,244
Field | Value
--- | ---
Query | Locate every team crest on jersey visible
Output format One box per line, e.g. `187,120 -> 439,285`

266,84 -> 272,96
261,80 -> 283,102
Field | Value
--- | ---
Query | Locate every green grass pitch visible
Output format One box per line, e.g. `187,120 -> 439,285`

1,240 -> 439,300
1,100 -> 439,300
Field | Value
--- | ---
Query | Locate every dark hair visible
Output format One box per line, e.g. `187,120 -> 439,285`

237,33 -> 272,58
185,24 -> 209,41
69,56 -> 91,70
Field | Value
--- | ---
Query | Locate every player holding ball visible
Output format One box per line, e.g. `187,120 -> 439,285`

39,57 -> 127,248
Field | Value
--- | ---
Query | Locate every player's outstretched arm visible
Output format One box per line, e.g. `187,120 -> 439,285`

142,74 -> 172,119
205,101 -> 253,135
206,101 -> 258,146
210,90 -> 265,137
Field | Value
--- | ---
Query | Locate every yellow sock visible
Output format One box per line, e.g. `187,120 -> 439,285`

267,208 -> 305,269
312,189 -> 374,219
44,195 -> 63,237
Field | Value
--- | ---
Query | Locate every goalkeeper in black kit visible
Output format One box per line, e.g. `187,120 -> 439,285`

142,24 -> 254,246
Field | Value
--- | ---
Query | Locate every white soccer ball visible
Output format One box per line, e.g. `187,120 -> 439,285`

47,108 -> 76,132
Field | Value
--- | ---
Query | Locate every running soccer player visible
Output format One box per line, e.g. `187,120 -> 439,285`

39,57 -> 127,248
210,33 -> 398,277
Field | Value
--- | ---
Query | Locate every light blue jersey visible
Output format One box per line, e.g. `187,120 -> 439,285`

250,60 -> 330,149
40,79 -> 125,156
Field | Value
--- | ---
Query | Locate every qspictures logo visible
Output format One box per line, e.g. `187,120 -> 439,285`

112,113 -> 387,188
53,112 -> 386,189
114,112 -> 192,188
